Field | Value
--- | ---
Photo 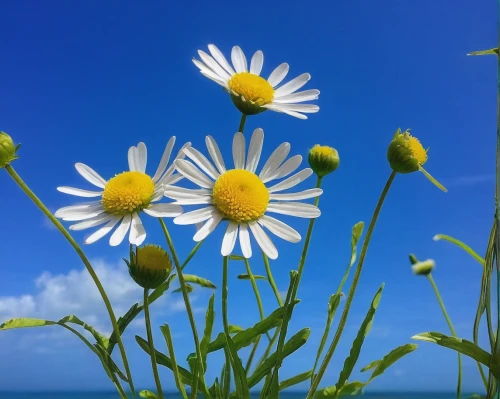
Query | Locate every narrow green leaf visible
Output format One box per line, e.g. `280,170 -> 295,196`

314,381 -> 364,398
225,334 -> 251,398
228,324 -> 244,334
160,324 -> 189,399
200,294 -> 215,373
248,328 -> 310,388
237,274 -> 268,281
468,48 -> 499,56
183,274 -> 216,289
139,390 -> 158,398
229,255 -> 246,261
433,234 -> 485,265
360,359 -> 381,372
58,315 -> 108,348
279,370 -> 313,391
336,284 -> 384,389
173,284 -> 194,294
419,166 -> 447,192
0,318 -> 56,329
367,343 -> 417,382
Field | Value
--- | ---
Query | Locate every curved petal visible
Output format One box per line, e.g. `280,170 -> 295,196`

84,216 -> 122,245
250,50 -> 264,76
136,142 -> 147,173
143,203 -> 183,218
129,212 -> 146,245
232,132 -> 246,169
153,136 -> 176,183
263,104 -> 308,120
263,155 -> 303,183
221,222 -> 239,256
231,46 -> 248,73
164,185 -> 211,200
208,44 -> 236,76
270,188 -> 323,201
57,186 -> 103,198
175,159 -> 214,189
267,168 -> 313,193
128,146 -> 138,172
60,209 -> 106,222
273,89 -> 320,103
266,202 -> 321,218
259,142 -> 291,181
258,215 -> 301,243
274,73 -> 311,97
69,214 -> 115,231
75,163 -> 107,189
275,104 -> 320,113
194,212 -> 223,242
55,202 -> 103,218
248,222 -> 278,260
206,135 -> 226,174
198,50 -> 232,82
109,214 -> 132,246
239,224 -> 252,258
184,146 -> 220,180
268,63 -> 289,87
245,128 -> 264,173
174,206 -> 216,225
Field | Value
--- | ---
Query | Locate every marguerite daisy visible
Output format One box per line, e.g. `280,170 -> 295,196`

193,44 -> 320,120
55,138 -> 189,246
164,128 -> 322,259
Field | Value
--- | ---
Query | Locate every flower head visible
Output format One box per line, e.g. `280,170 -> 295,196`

308,145 -> 339,177
55,138 -> 188,246
164,128 -> 322,259
193,44 -> 319,119
410,256 -> 436,276
0,132 -> 19,169
126,244 -> 172,289
387,128 -> 447,192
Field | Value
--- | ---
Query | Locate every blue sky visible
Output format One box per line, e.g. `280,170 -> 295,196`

0,0 -> 497,394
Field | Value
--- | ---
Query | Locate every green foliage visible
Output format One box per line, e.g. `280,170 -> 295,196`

183,274 -> 217,289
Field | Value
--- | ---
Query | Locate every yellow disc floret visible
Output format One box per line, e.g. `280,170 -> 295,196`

228,72 -> 275,106
406,135 -> 428,165
212,169 -> 269,223
102,171 -> 155,215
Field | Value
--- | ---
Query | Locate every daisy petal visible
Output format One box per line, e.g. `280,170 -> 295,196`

206,135 -> 226,174
263,155 -> 303,183
128,146 -> 138,172
250,50 -> 264,76
69,214 -> 115,231
246,128 -> 264,173
268,63 -> 289,87
200,70 -> 227,88
175,159 -> 214,189
152,188 -> 164,202
270,188 -> 323,201
275,73 -> 311,97
153,136 -> 176,183
277,104 -> 320,113
208,44 -> 236,76
136,142 -> 147,173
232,132 -> 246,169
268,168 -> 313,193
75,163 -> 107,189
61,209 -> 106,222
193,58 -> 227,85
221,222 -> 239,256
173,198 -> 213,205
249,222 -> 278,260
273,89 -> 320,103
85,216 -> 122,245
198,50 -> 232,82
263,104 -> 308,120
164,173 -> 184,186
266,202 -> 321,218
231,46 -> 248,73
143,203 -> 183,218
57,186 -> 103,197
193,213 -> 223,242
129,213 -> 146,245
184,146 -> 220,180
54,202 -> 103,218
258,215 -> 301,243
239,224 -> 252,258
174,206 -> 216,225
259,143 -> 291,181
109,214 -> 132,246
164,185 -> 211,200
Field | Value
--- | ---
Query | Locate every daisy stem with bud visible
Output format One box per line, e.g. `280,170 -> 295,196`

4,164 -> 136,396
307,170 -> 397,398
159,219 -> 206,399
143,288 -> 164,399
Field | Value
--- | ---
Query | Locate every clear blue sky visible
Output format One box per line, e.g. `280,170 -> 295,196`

0,0 -> 497,393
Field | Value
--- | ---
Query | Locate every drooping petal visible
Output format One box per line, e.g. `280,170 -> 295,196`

232,132 -> 246,169
198,50 -> 232,82
75,163 -> 107,189
274,73 -> 311,97
174,206 -> 216,225
84,216 -> 122,245
239,224 -> 252,258
263,103 -> 308,120
270,188 -> 323,201
184,146 -> 220,180
175,159 -> 214,189
221,222 -> 239,256
245,128 -> 264,173
69,214 -> 115,231
109,214 -> 132,246
248,222 -> 278,260
193,212 -> 223,242
129,212 -> 146,245
273,89 -> 320,104
258,215 -> 301,243
193,58 -> 228,87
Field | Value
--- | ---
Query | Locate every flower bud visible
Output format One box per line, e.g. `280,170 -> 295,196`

229,93 -> 267,116
125,244 -> 172,289
387,129 -> 427,174
308,145 -> 339,178
0,132 -> 19,169
411,259 -> 435,276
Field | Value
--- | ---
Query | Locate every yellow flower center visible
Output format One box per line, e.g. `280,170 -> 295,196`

212,169 -> 269,223
311,145 -> 336,157
136,245 -> 172,271
228,72 -> 275,106
402,132 -> 428,165
102,171 -> 155,215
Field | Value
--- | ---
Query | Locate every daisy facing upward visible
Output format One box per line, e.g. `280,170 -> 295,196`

164,128 -> 322,260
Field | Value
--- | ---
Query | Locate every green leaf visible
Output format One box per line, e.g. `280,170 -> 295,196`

229,255 -> 246,261
360,360 -> 381,372
139,390 -> 158,398
419,166 -> 447,192
314,381 -> 364,398
237,274 -> 268,281
173,284 -> 194,294
225,334 -> 251,399
248,328 -> 310,388
0,318 -> 56,329
433,234 -> 485,266
58,315 -> 108,348
367,343 -> 417,382
412,332 -> 498,378
279,370 -> 313,391
160,324 -> 188,399
336,284 -> 384,389
468,48 -> 499,56
228,325 -> 244,334
183,274 -> 216,289
200,294 -> 215,373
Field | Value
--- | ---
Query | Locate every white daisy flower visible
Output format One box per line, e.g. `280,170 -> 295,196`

55,138 -> 188,246
164,129 -> 322,260
193,44 -> 320,120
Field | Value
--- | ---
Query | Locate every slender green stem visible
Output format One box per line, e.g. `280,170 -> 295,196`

238,113 -> 247,134
428,275 -> 462,399
495,10 -> 500,395
159,219 -> 205,399
307,170 -> 397,398
144,289 -> 164,399
181,241 -> 204,270
4,164 -> 135,396
262,252 -> 284,307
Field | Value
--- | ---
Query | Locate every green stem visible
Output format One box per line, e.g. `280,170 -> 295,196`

262,252 -> 284,307
4,164 -> 135,396
238,113 -> 247,134
495,10 -> 500,394
181,241 -> 204,270
144,289 -> 164,399
159,219 -> 206,399
307,170 -> 397,398
428,275 -> 462,399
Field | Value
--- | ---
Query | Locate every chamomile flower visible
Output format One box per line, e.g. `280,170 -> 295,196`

193,44 -> 320,119
164,128 -> 322,259
55,138 -> 189,246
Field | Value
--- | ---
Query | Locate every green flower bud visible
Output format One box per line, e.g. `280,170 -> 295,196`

411,259 -> 435,276
308,145 -> 339,178
387,129 -> 427,174
0,132 -> 19,169
125,244 -> 172,289
229,93 -> 267,116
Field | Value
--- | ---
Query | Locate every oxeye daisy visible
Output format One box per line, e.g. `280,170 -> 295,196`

55,138 -> 189,246
164,128 -> 322,260
193,44 -> 320,119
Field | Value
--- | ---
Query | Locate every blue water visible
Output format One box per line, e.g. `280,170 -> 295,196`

0,393 -> 467,399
